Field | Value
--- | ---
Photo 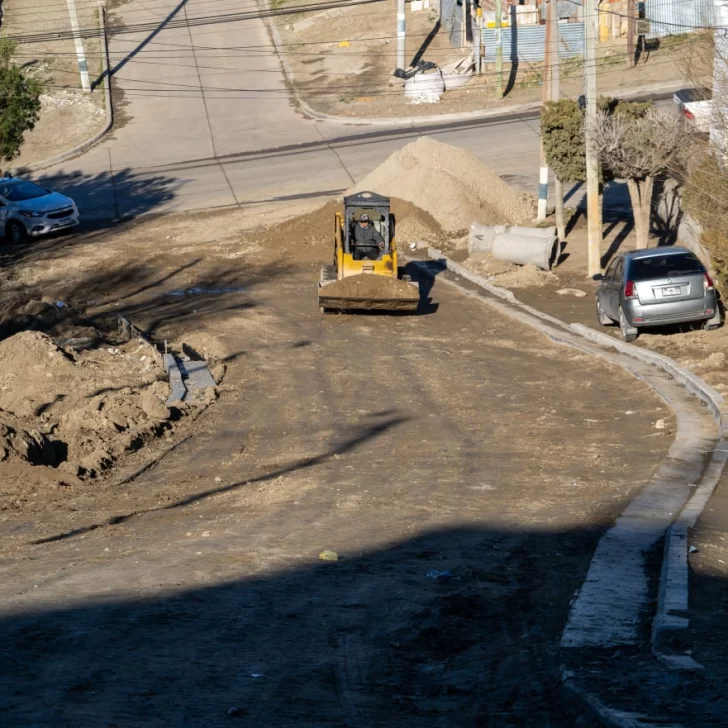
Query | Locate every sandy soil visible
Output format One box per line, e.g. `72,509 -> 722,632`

3,0 -> 106,169
272,0 -> 702,118
0,195 -> 675,726
351,136 -> 536,232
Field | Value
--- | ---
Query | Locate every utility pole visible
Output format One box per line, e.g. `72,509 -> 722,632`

67,0 -> 90,92
495,0 -> 503,98
537,0 -> 554,221
585,0 -> 601,276
396,0 -> 406,70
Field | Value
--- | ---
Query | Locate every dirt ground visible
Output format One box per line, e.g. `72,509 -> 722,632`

0,196 -> 679,725
3,0 -> 106,169
273,0 -> 703,118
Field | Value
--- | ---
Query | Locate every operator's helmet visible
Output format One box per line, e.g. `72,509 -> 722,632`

359,214 -> 370,223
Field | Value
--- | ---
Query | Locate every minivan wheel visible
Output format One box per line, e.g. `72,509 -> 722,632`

619,306 -> 638,343
6,220 -> 28,245
596,297 -> 612,326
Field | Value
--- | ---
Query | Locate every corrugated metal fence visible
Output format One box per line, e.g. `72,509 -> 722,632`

441,0 -> 469,47
646,0 -> 714,37
481,22 -> 584,63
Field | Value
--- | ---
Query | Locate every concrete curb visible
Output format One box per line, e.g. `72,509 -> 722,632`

294,81 -> 684,128
560,668 -> 684,728
418,246 -> 727,724
12,6 -> 113,176
259,3 -> 681,128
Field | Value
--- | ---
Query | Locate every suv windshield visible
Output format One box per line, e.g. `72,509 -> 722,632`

629,253 -> 704,281
0,181 -> 49,202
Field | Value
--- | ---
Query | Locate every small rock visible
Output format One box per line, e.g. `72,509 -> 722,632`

226,706 -> 241,717
655,418 -> 666,430
140,390 -> 170,421
556,288 -> 587,298
319,550 -> 339,561
426,569 -> 452,580
214,476 -> 222,483
689,545 -> 699,554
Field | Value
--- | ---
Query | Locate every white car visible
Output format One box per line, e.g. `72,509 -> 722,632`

0,177 -> 80,244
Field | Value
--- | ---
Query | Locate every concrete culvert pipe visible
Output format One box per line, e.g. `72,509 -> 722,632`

491,232 -> 558,270
469,223 -> 558,269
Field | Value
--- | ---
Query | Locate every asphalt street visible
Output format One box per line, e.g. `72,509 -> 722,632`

36,0 -> 544,219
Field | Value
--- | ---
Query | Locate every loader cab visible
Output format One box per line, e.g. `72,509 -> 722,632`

342,191 -> 394,260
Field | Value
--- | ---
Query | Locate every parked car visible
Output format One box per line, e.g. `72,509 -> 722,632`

596,247 -> 720,342
0,177 -> 79,244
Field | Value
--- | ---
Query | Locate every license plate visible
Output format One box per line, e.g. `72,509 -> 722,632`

663,286 -> 681,296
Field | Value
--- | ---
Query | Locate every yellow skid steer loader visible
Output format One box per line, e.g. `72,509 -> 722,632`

318,192 -> 420,313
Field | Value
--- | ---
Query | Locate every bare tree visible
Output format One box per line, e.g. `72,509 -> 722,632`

590,108 -> 694,249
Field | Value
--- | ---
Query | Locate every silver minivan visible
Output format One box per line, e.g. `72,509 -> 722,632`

596,247 -> 720,342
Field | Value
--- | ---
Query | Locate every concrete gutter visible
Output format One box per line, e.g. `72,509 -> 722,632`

259,2 -> 682,129
416,246 -> 728,725
163,353 -> 187,405
12,5 -> 113,176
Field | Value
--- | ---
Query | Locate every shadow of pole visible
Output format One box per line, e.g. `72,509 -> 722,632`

32,413 -> 411,545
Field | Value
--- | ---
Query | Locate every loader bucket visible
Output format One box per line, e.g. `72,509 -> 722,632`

319,273 -> 420,312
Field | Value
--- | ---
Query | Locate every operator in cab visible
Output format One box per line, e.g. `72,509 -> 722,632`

353,214 -> 384,260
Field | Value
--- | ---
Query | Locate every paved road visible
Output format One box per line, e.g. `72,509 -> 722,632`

35,0 -> 544,219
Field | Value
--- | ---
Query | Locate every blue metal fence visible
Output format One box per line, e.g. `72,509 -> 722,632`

481,22 -> 584,63
646,0 -> 714,37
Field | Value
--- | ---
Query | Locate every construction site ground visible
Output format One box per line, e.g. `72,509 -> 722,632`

457,210 -> 728,721
0,198 -> 681,725
3,0 -> 106,170
273,0 -> 707,118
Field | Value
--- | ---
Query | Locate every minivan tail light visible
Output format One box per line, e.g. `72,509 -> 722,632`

624,280 -> 637,299
704,272 -> 714,291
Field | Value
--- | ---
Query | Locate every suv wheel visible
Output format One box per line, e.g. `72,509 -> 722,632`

6,220 -> 28,245
619,306 -> 638,343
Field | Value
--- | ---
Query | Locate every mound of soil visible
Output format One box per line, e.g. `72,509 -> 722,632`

322,273 -> 419,301
0,330 -> 194,502
350,137 -> 536,232
250,196 -> 445,263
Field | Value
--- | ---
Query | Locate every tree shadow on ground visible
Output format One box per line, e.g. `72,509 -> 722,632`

0,167 -> 179,274
34,411 -> 411,545
4,513 -> 727,725
0,520 -> 601,727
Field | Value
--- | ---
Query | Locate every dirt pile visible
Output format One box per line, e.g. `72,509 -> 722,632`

251,196 -> 445,263
350,137 -> 536,232
0,331 -> 192,493
463,254 -> 558,289
321,273 -> 419,302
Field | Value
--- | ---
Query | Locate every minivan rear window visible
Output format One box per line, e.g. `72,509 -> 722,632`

628,253 -> 704,281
